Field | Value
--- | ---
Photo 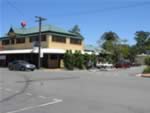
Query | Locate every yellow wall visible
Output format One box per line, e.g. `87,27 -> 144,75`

0,34 -> 84,51
0,36 -> 48,50
47,35 -> 84,51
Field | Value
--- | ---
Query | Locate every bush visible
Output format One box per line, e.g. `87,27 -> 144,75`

64,50 -> 74,70
74,51 -> 84,69
64,50 -> 97,70
143,66 -> 150,74
83,54 -> 91,69
91,54 -> 97,66
144,56 -> 150,66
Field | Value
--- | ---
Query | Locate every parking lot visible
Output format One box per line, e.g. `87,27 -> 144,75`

0,66 -> 150,113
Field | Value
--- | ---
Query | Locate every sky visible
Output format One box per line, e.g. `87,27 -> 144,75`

0,0 -> 150,46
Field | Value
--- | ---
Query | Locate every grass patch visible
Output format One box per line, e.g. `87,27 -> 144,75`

143,66 -> 150,74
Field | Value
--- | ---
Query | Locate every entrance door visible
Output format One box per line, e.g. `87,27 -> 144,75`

48,54 -> 60,68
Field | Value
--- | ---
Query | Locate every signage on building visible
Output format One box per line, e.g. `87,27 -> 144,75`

40,51 -> 44,58
0,55 -> 6,60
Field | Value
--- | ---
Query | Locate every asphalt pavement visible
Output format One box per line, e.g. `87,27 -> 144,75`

0,66 -> 150,113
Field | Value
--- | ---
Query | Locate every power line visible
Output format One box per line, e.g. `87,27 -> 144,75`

5,0 -> 24,18
4,0 -> 34,24
4,1 -> 150,20
50,1 -> 150,17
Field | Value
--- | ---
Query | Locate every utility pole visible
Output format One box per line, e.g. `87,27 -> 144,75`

35,16 -> 46,69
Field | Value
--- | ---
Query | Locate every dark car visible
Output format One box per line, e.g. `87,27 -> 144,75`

115,61 -> 131,68
131,62 -> 141,67
8,60 -> 36,71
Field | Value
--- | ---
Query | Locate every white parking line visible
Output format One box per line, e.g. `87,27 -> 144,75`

26,93 -> 32,96
5,98 -> 63,113
5,88 -> 12,92
15,90 -> 19,93
38,96 -> 47,99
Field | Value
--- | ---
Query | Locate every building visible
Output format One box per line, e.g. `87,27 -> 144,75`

0,25 -> 84,68
135,54 -> 149,65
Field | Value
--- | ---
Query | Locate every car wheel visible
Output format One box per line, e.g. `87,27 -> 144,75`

9,66 -> 13,70
31,69 -> 34,71
20,67 -> 26,71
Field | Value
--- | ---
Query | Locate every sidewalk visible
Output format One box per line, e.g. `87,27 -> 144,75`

141,74 -> 150,78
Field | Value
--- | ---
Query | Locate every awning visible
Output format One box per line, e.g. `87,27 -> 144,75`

0,48 -> 66,54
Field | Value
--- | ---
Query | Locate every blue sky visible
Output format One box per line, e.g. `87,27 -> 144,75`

0,0 -> 150,45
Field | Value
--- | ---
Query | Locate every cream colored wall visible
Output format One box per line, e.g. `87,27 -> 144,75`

0,35 -> 84,51
47,35 -> 84,51
0,36 -> 48,50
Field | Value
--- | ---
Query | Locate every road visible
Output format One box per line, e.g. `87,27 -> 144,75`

0,66 -> 150,113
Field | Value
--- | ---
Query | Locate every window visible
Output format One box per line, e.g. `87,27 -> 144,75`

16,38 -> 25,44
70,38 -> 82,45
2,39 -> 10,45
52,35 -> 66,43
41,35 -> 47,41
30,35 -> 46,42
30,36 -> 38,42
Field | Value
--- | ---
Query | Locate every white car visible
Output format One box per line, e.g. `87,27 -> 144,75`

96,62 -> 113,68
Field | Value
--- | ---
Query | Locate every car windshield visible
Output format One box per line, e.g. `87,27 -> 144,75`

17,61 -> 29,64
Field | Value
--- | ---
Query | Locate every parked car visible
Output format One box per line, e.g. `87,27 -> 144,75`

115,61 -> 131,68
131,62 -> 141,67
96,62 -> 113,69
8,60 -> 36,71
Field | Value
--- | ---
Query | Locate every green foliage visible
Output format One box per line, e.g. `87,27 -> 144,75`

91,54 -> 97,66
98,31 -> 138,63
70,25 -> 80,33
64,50 -> 74,70
74,51 -> 84,69
83,54 -> 91,69
144,57 -> 150,66
128,46 -> 138,62
98,31 -> 121,63
64,51 -> 98,70
143,66 -> 150,74
134,31 -> 150,54
100,31 -> 119,42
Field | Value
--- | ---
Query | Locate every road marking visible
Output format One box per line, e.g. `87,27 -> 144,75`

38,96 -> 47,99
15,90 -> 19,93
5,88 -> 12,92
5,98 -> 63,113
26,93 -> 32,96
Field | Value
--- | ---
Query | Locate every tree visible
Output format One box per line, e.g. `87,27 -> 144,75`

98,31 -> 121,63
128,45 -> 139,62
74,51 -> 84,69
70,25 -> 80,34
134,31 -> 150,54
64,50 -> 74,70
69,25 -> 84,39
100,31 -> 119,43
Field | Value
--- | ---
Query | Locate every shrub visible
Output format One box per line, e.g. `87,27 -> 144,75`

74,51 -> 84,69
83,54 -> 91,69
91,54 -> 97,66
64,50 -> 74,70
143,66 -> 150,74
144,56 -> 150,66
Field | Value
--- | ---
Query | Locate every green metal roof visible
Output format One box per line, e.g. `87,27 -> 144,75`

84,45 -> 110,54
12,24 -> 75,35
84,45 -> 96,51
0,24 -> 84,40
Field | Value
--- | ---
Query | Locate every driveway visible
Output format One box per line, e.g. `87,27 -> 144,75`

0,66 -> 150,113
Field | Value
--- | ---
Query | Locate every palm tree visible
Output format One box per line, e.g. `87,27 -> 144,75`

101,31 -> 119,42
98,31 -> 120,63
